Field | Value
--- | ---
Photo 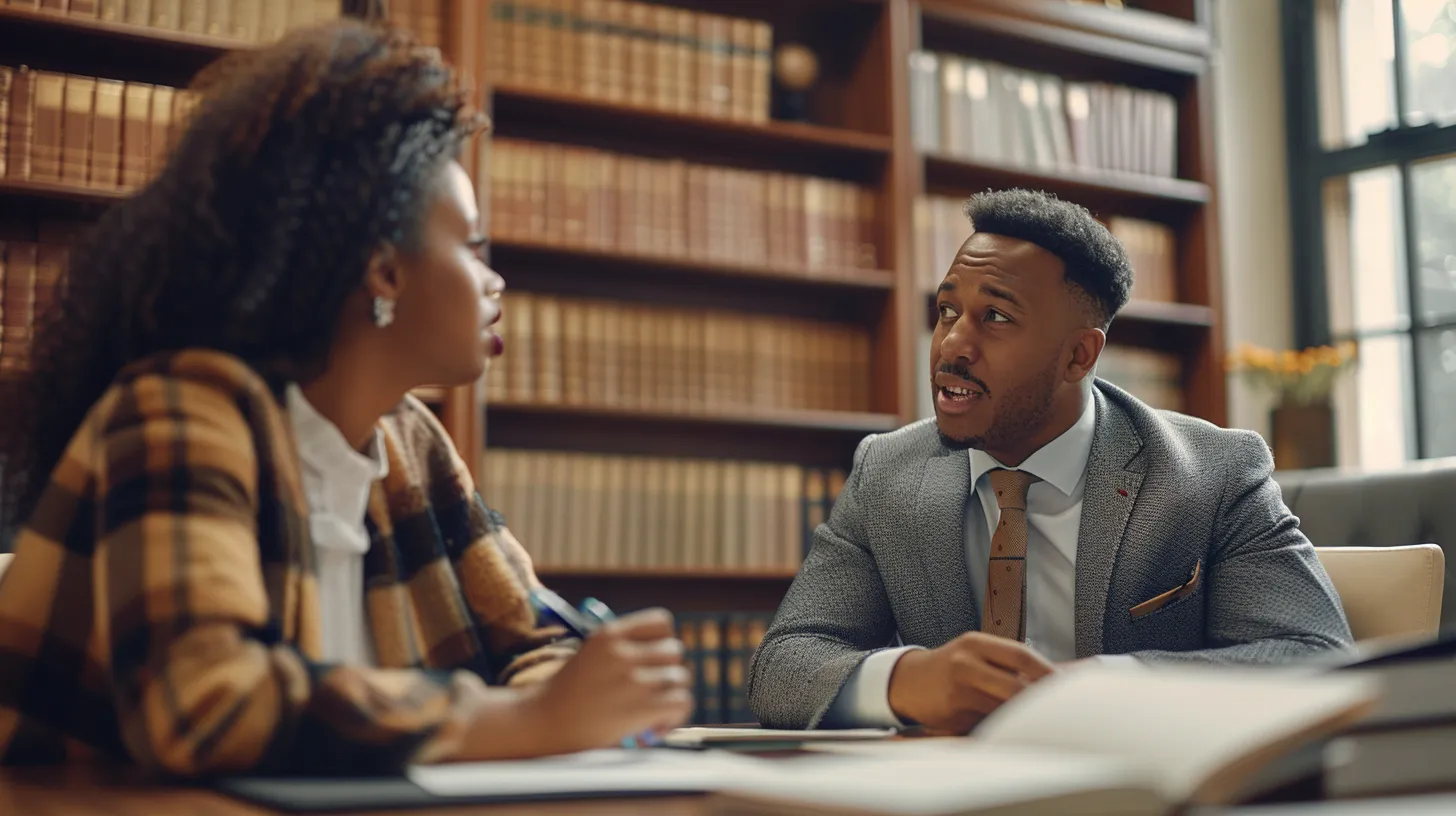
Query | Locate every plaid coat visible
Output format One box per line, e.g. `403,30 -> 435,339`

0,349 -> 575,775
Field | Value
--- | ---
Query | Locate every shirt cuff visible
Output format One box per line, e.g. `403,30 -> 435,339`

821,646 -> 921,729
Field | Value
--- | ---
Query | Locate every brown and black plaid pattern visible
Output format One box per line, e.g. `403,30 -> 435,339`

0,349 -> 575,775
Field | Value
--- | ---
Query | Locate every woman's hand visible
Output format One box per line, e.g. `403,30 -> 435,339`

529,608 -> 693,752
447,608 -> 692,761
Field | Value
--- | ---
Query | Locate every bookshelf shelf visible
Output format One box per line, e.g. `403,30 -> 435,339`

490,84 -> 894,168
485,401 -> 896,468
0,6 -> 242,55
0,178 -> 128,207
922,154 -> 1210,220
1118,300 -> 1216,328
917,0 -> 1207,78
0,5 -> 247,86
489,238 -> 896,294
951,0 -> 1212,56
487,402 -> 900,436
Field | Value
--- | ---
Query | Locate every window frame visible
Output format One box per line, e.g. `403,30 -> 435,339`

1283,0 -> 1456,459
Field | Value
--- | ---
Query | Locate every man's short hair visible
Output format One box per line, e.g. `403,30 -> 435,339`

962,189 -> 1134,328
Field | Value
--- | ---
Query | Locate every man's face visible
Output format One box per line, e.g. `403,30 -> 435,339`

929,232 -> 1090,458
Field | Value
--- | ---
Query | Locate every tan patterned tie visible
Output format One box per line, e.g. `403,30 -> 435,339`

982,468 -> 1040,641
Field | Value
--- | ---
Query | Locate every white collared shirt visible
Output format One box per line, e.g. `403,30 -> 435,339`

824,395 -> 1117,728
285,384 -> 388,666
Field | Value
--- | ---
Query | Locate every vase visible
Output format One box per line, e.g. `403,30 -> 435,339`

1270,402 -> 1335,471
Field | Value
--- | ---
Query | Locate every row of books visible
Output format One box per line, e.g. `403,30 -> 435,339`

913,195 -> 1178,304
10,0 -> 343,42
383,0 -> 444,48
1,66 -> 198,190
911,195 -> 970,297
482,448 -> 846,571
675,611 -> 768,725
908,50 -> 1179,178
1098,346 -> 1183,412
485,291 -> 874,414
483,0 -> 772,123
1112,215 -> 1178,303
0,240 -> 67,374
488,138 -> 880,271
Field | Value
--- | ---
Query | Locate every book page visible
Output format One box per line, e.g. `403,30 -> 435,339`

971,665 -> 1378,805
713,745 -> 1164,816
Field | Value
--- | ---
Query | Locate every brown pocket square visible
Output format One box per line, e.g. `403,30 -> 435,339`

1129,560 -> 1202,619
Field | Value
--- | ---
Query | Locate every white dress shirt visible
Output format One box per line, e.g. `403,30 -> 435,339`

825,395 -> 1128,728
285,384 -> 388,666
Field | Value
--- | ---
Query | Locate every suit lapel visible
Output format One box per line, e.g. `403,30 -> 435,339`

913,449 -> 978,643
1073,388 -> 1145,658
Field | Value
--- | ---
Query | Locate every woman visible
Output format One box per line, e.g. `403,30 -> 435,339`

0,20 -> 690,775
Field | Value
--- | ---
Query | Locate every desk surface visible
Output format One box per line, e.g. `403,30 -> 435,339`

7,765 -> 1452,816
0,766 -> 707,816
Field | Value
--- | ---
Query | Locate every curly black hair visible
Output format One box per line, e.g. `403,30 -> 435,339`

0,19 -> 486,527
962,189 -> 1133,329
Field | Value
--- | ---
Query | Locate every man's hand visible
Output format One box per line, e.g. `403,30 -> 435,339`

886,632 -> 1056,734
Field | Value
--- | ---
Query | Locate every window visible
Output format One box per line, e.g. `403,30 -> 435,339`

1285,0 -> 1456,466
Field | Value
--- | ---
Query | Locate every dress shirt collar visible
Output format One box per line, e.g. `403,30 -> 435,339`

285,383 -> 389,546
969,390 -> 1097,498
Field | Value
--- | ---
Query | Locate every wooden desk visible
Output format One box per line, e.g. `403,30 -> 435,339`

0,766 -> 708,816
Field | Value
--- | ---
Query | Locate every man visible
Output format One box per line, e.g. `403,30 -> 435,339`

748,189 -> 1352,734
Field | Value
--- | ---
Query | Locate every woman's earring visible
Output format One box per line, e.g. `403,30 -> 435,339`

372,296 -> 396,328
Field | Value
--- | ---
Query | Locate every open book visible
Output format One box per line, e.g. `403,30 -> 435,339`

707,664 -> 1379,816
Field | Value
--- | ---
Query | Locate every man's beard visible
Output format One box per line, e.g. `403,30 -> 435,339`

936,359 -> 1059,453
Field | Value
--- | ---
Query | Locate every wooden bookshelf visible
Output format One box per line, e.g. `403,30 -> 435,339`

0,0 -> 1227,619
906,0 -> 1224,429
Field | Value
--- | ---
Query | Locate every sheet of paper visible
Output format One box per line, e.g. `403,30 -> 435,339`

407,748 -> 772,798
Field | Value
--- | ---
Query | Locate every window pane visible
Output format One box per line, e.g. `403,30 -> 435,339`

1419,327 -> 1456,455
1335,334 -> 1415,467
1323,167 -> 1411,335
1412,154 -> 1456,323
1402,0 -> 1456,125
1317,0 -> 1398,149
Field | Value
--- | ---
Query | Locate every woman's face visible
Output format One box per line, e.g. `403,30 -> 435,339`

389,160 -> 504,387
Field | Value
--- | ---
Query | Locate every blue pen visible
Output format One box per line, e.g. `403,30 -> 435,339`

528,588 -> 662,749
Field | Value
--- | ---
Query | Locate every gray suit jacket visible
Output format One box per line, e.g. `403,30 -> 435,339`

748,381 -> 1354,729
